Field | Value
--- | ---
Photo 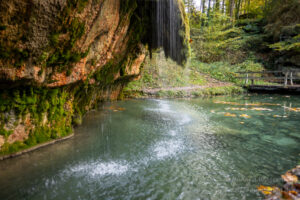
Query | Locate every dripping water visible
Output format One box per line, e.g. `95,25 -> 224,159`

149,0 -> 186,65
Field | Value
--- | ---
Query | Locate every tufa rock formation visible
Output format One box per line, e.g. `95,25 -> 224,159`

0,0 -> 190,155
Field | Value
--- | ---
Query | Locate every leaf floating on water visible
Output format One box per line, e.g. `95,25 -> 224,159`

224,112 -> 236,117
282,172 -> 298,183
289,190 -> 298,196
240,122 -> 245,124
214,101 -> 280,106
214,101 -> 241,105
257,185 -> 279,196
210,110 -> 215,113
226,107 -> 248,111
261,103 -> 281,106
287,107 -> 300,112
240,114 -> 251,119
250,107 -> 273,111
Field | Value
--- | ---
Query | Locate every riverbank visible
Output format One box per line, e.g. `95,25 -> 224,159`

0,133 -> 74,161
124,85 -> 244,98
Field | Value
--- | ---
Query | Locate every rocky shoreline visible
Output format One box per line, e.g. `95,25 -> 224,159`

258,165 -> 300,200
0,133 -> 74,161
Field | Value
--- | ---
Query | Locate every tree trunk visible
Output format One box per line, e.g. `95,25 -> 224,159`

207,0 -> 212,26
235,0 -> 242,20
207,0 -> 211,18
216,0 -> 220,11
229,0 -> 234,20
202,0 -> 206,13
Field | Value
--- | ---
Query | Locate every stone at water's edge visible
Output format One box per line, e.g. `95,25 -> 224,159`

0,0 -> 190,155
258,166 -> 300,200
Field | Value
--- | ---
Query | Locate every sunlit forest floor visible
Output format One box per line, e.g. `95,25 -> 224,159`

123,51 -> 243,98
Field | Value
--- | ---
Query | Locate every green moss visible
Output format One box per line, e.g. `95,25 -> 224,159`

44,3 -> 87,72
93,60 -> 125,85
0,86 -> 74,156
0,45 -> 29,67
0,124 -> 72,156
0,126 -> 13,138
49,33 -> 60,46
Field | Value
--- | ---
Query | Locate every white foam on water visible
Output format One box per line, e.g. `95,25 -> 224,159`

169,130 -> 176,136
153,139 -> 183,159
67,160 -> 130,177
146,100 -> 175,113
179,114 -> 191,125
90,162 -> 129,176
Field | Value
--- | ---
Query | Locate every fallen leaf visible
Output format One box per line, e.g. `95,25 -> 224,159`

224,112 -> 236,117
257,185 -> 278,196
240,114 -> 251,118
214,101 -> 280,106
281,191 -> 293,200
240,122 -> 245,124
282,172 -> 298,183
214,101 -> 240,105
287,107 -> 300,112
226,107 -> 248,111
289,190 -> 298,195
250,107 -> 273,111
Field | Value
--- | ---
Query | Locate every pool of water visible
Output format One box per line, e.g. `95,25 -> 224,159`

0,94 -> 299,199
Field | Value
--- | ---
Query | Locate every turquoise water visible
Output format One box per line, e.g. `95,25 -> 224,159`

0,94 -> 299,199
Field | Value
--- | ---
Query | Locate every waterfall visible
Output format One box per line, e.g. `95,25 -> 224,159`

135,0 -> 188,65
151,0 -> 184,65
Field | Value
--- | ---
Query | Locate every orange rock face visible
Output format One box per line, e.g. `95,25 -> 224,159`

0,0 -> 145,88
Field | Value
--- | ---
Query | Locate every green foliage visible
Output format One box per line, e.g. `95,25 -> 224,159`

189,59 -> 264,85
125,85 -> 244,99
269,34 -> 300,52
125,52 -> 207,92
191,21 -> 266,64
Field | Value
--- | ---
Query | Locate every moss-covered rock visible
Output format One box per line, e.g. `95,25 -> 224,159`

0,0 -> 190,156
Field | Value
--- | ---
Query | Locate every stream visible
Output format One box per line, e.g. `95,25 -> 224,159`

0,94 -> 299,199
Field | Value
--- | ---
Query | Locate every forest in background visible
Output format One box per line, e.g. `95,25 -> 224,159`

125,0 -> 300,97
185,0 -> 299,69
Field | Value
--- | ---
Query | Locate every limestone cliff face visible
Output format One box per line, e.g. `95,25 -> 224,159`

0,0 -> 189,155
0,0 -> 146,87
